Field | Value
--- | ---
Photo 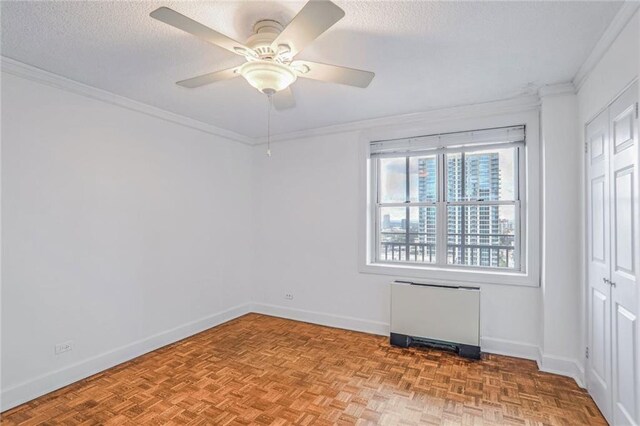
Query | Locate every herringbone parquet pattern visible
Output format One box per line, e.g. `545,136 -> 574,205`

2,313 -> 605,425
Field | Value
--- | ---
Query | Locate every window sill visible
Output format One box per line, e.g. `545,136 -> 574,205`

359,262 -> 539,287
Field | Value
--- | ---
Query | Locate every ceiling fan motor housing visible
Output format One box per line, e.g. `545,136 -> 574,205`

247,20 -> 286,61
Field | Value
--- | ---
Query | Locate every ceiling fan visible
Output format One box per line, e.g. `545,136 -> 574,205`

150,1 -> 375,110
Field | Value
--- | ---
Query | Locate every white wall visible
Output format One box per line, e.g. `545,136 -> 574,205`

1,72 -> 253,409
251,92 -> 600,384
576,8 -> 640,379
539,91 -> 582,370
251,128 -> 540,355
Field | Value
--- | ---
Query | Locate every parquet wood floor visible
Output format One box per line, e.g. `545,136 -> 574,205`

2,313 -> 605,425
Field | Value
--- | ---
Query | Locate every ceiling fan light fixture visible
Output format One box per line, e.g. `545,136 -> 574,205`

151,1 -> 375,101
239,60 -> 297,94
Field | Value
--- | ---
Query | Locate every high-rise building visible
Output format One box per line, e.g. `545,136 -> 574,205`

416,152 -> 502,267
446,152 -> 501,266
382,214 -> 391,230
417,158 -> 437,261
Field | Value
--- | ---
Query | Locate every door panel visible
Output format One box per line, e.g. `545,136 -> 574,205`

613,104 -> 635,153
587,108 -> 613,422
614,303 -> 637,423
614,167 -> 634,275
592,177 -> 606,262
609,82 -> 639,426
592,288 -> 609,384
592,132 -> 605,161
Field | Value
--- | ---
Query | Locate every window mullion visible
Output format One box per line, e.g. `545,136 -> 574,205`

515,146 -> 523,271
460,152 -> 466,265
437,153 -> 446,266
515,199 -> 521,271
405,156 -> 410,261
447,200 -> 516,206
374,158 -> 380,263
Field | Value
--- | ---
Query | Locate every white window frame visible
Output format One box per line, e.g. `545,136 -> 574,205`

373,143 -> 523,270
358,109 -> 540,287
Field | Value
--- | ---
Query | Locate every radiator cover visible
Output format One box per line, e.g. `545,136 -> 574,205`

390,280 -> 481,359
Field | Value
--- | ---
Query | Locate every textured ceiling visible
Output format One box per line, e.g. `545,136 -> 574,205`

1,1 -> 622,139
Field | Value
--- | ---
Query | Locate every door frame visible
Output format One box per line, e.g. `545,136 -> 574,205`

583,77 -> 639,423
585,107 -> 613,422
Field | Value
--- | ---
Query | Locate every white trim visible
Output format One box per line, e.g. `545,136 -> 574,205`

0,303 -> 253,412
582,77 -> 639,131
580,77 -> 639,399
572,2 -> 640,91
359,109 -> 541,288
359,265 -> 538,287
538,82 -> 576,98
251,305 -> 586,387
481,336 -> 540,361
7,0 -> 638,150
257,95 -> 541,145
0,54 -> 3,412
369,126 -> 525,156
372,145 -> 524,273
1,304 -> 587,411
251,303 -> 389,336
538,348 -> 586,389
0,56 -> 255,146
1,56 -> 544,148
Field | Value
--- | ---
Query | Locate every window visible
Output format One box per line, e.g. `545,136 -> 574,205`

370,126 -> 524,271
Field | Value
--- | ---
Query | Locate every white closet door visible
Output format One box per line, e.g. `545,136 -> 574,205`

587,108 -> 613,423
609,82 -> 639,426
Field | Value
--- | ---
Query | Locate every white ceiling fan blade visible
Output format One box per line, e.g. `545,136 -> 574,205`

272,87 -> 296,110
292,61 -> 375,88
176,67 -> 240,88
271,1 -> 345,58
150,7 -> 256,58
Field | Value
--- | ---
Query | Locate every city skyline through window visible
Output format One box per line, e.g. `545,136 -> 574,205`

376,145 -> 519,269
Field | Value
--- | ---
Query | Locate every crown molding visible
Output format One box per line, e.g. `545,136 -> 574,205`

573,1 -> 640,91
4,1 -> 636,147
1,56 -> 255,146
538,82 -> 576,98
257,95 -> 541,144
1,56 -> 542,147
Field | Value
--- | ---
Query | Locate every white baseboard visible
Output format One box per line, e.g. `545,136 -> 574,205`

481,337 -> 585,388
251,303 -> 390,336
253,304 -> 590,387
538,349 -> 586,388
1,303 -> 252,412
2,303 -> 586,411
480,336 -> 540,361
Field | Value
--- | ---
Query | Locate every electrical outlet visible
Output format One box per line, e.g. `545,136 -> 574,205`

55,341 -> 73,355
284,293 -> 294,300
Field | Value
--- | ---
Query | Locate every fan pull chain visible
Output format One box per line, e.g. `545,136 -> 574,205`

266,94 -> 273,157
